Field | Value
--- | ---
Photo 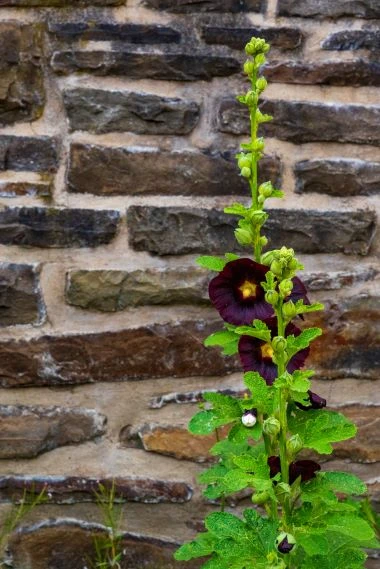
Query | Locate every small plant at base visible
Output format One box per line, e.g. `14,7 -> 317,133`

174,37 -> 379,569
88,482 -> 125,569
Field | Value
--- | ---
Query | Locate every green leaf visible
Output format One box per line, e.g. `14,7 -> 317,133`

243,371 -> 273,413
286,327 -> 323,358
296,531 -> 329,556
234,326 -> 271,342
228,421 -> 262,442
295,300 -> 325,315
225,253 -> 240,262
174,533 -> 215,560
224,203 -> 250,217
188,410 -> 218,435
199,464 -> 228,485
196,255 -> 226,272
202,556 -> 230,569
288,409 -> 357,454
205,512 -> 247,539
203,392 -> 242,417
317,472 -> 367,496
327,514 -> 374,541
289,409 -> 356,454
204,330 -> 239,356
222,469 -> 255,493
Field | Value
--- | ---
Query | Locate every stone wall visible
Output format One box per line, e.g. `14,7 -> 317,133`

0,0 -> 379,567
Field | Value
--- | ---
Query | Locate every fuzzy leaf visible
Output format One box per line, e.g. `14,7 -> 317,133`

228,421 -> 262,442
243,372 -> 273,413
315,472 -> 367,496
196,255 -> 226,272
286,328 -> 323,357
288,408 -> 357,454
203,392 -> 241,416
224,203 -> 250,217
234,326 -> 271,341
295,300 -> 324,315
174,534 -> 215,561
205,512 -> 247,539
188,410 -> 218,435
296,532 -> 329,556
204,330 -> 239,356
199,464 -> 228,485
222,469 -> 255,493
326,514 -> 374,541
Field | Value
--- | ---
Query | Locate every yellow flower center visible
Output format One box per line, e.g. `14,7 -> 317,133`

261,343 -> 274,359
238,280 -> 257,299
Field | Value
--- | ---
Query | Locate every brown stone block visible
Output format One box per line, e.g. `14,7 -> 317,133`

64,89 -> 199,135
68,144 -> 281,196
0,263 -> 43,326
217,97 -> 380,146
66,267 -> 210,311
265,60 -> 380,87
0,181 -> 52,198
0,23 -> 44,125
201,25 -> 303,50
127,206 -> 376,256
51,50 -> 241,81
7,519 -> 200,569
0,475 -> 193,504
0,136 -> 59,173
0,320 -> 239,387
0,406 -> 106,459
49,22 -> 181,43
143,0 -> 263,12
0,0 -> 123,5
322,30 -> 380,51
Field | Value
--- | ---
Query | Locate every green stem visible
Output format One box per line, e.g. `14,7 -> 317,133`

250,72 -> 258,209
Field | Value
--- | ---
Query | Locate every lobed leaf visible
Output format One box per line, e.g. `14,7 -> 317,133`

196,255 -> 226,272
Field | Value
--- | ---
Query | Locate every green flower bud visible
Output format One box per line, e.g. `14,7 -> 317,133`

235,227 -> 253,246
245,90 -> 257,106
287,434 -> 303,456
270,259 -> 283,276
241,166 -> 251,178
259,181 -> 272,198
238,155 -> 251,169
251,491 -> 269,505
276,532 -> 296,554
265,290 -> 279,305
261,251 -> 275,265
282,300 -> 297,320
258,195 -> 265,206
279,279 -> 293,297
253,137 -> 265,151
255,53 -> 266,67
243,60 -> 255,75
260,236 -> 268,247
272,336 -> 287,352
256,77 -> 267,92
263,416 -> 281,436
245,41 -> 255,55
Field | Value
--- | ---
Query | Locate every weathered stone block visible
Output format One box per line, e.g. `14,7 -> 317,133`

322,30 -> 380,51
51,50 -> 241,81
295,159 -> 380,196
201,25 -> 303,50
127,206 -> 376,256
0,263 -> 43,326
0,321 -> 239,387
217,97 -> 380,146
309,295 -> 380,380
7,520 -> 199,569
0,23 -> 44,125
0,207 -> 120,248
143,0 -> 263,12
333,405 -> 380,463
0,406 -> 106,459
63,89 -> 200,135
49,22 -> 181,43
0,181 -> 52,198
0,476 -> 192,504
278,0 -> 380,18
0,0 -> 124,5
265,60 -> 380,87
68,144 -> 281,196
303,267 -> 378,291
0,136 -> 59,172
66,268 -> 210,311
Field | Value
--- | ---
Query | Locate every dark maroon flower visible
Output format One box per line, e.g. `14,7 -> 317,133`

277,536 -> 294,554
208,258 -> 272,325
296,390 -> 327,411
268,456 -> 321,484
238,318 -> 310,385
291,277 -> 310,305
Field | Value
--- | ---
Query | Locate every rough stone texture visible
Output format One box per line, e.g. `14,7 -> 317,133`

49,22 -> 181,43
143,0 -> 263,12
0,0 -> 124,5
277,0 -> 380,18
302,267 -> 378,290
265,59 -> 380,87
7,520 -> 199,569
0,181 -> 52,198
0,136 -> 59,173
322,30 -> 380,51
217,98 -> 380,146
121,405 -> 379,463
64,89 -> 200,135
0,406 -> 106,459
127,206 -> 376,256
0,23 -> 44,126
309,295 -> 380,380
0,476 -> 193,504
51,50 -> 241,81
66,268 -> 210,311
68,145 -> 281,196
0,320 -> 239,387
295,159 -> 380,196
201,26 -> 303,50
0,263 -> 43,326
0,207 -> 120,248
149,387 -> 245,409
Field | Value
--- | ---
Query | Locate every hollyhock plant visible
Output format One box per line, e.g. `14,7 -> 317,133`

175,37 -> 378,569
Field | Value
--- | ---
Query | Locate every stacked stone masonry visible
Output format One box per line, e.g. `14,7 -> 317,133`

0,0 -> 378,567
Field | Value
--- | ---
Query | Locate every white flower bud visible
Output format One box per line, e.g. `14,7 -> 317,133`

241,409 -> 257,427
